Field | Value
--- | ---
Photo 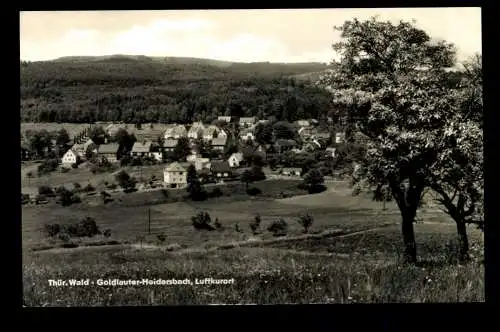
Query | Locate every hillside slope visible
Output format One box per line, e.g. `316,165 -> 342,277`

21,55 -> 335,124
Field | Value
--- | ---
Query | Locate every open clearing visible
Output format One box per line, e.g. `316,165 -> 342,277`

22,177 -> 484,305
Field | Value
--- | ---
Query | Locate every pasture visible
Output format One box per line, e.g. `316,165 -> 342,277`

22,179 -> 484,305
21,122 -> 172,142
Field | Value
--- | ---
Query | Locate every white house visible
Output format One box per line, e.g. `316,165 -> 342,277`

61,149 -> 78,167
202,125 -> 219,141
188,122 -> 205,140
240,128 -> 255,142
325,147 -> 337,158
164,125 -> 187,140
228,152 -> 244,168
163,162 -> 188,189
335,132 -> 346,144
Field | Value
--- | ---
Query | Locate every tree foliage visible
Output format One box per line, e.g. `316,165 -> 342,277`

318,17 -> 459,263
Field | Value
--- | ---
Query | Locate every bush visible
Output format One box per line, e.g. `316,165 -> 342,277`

61,217 -> 101,238
160,189 -> 169,198
246,187 -> 262,196
107,183 -> 117,190
308,184 -> 327,194
267,218 -> 288,237
250,214 -> 261,235
58,232 -> 70,242
73,182 -> 82,192
35,194 -> 48,204
209,187 -> 224,198
103,229 -> 112,238
191,212 -> 215,231
71,162 -> 78,169
22,193 -> 30,204
83,183 -> 95,193
214,218 -> 223,230
44,224 -> 61,237
60,167 -> 70,173
298,213 -> 314,233
38,185 -> 55,197
156,233 -> 166,243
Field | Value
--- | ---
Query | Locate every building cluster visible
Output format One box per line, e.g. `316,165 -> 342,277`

53,116 -> 349,189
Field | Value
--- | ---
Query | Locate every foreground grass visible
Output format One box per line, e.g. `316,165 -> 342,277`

23,229 -> 484,306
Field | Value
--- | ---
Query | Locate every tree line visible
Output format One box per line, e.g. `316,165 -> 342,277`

21,59 -> 335,124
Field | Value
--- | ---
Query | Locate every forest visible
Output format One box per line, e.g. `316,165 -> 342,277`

20,56 -> 336,124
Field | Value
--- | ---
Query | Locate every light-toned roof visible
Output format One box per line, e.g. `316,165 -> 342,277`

164,125 -> 187,137
239,117 -> 256,123
296,120 -> 311,127
211,137 -> 227,146
164,139 -> 178,148
230,152 -> 244,161
282,168 -> 301,172
131,141 -> 152,153
98,143 -> 120,154
164,162 -> 187,172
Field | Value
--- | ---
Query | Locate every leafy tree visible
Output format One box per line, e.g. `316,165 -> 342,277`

318,17 -> 457,263
303,168 -> 325,194
273,121 -> 296,140
26,129 -> 52,158
114,128 -> 136,158
55,128 -> 71,156
298,213 -> 314,233
191,211 -> 215,231
428,55 -> 483,262
267,218 -> 288,237
173,137 -> 191,162
241,170 -> 253,190
115,170 -> 137,193
250,214 -> 261,235
186,165 -> 206,201
254,122 -> 274,145
88,126 -> 106,145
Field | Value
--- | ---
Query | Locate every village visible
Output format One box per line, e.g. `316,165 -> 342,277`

22,116 -> 351,198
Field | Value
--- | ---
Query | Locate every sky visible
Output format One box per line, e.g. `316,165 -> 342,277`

20,8 -> 482,64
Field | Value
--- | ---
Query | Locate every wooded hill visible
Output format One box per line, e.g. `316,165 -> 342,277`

21,55 -> 336,124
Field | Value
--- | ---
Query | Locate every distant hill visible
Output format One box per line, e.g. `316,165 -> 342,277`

20,54 -> 335,124
47,54 -> 329,74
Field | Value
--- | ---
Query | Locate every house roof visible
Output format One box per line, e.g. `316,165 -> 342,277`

131,141 -> 152,153
164,162 -> 187,172
203,126 -> 218,136
218,116 -> 231,121
296,120 -> 311,127
64,148 -> 77,156
211,161 -> 231,173
282,167 -> 301,172
164,139 -> 178,148
211,137 -> 227,146
83,139 -> 95,149
313,132 -> 330,139
229,152 -> 244,162
98,143 -> 120,154
239,117 -> 256,124
164,125 -> 187,137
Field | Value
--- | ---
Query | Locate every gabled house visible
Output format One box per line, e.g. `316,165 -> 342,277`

239,117 -> 256,128
131,141 -> 153,157
217,128 -> 228,139
325,147 -> 337,158
97,143 -> 120,163
240,128 -> 255,142
203,125 -> 219,141
61,148 -> 79,167
295,120 -> 311,128
228,152 -> 244,168
210,161 -> 232,182
211,137 -> 227,151
188,122 -> 205,140
335,132 -> 346,144
163,139 -> 178,152
163,162 -> 188,189
217,116 -> 232,123
72,139 -> 97,159
164,125 -> 187,139
298,126 -> 313,138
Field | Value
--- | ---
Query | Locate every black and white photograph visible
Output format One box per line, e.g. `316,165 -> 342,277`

20,8 -> 483,306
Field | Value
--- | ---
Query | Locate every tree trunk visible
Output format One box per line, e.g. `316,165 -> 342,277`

456,221 -> 470,262
401,210 -> 417,264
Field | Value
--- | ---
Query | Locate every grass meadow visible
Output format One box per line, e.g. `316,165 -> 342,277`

22,177 -> 485,305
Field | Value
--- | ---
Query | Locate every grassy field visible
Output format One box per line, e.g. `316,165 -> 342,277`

21,122 -> 172,142
22,179 -> 484,305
